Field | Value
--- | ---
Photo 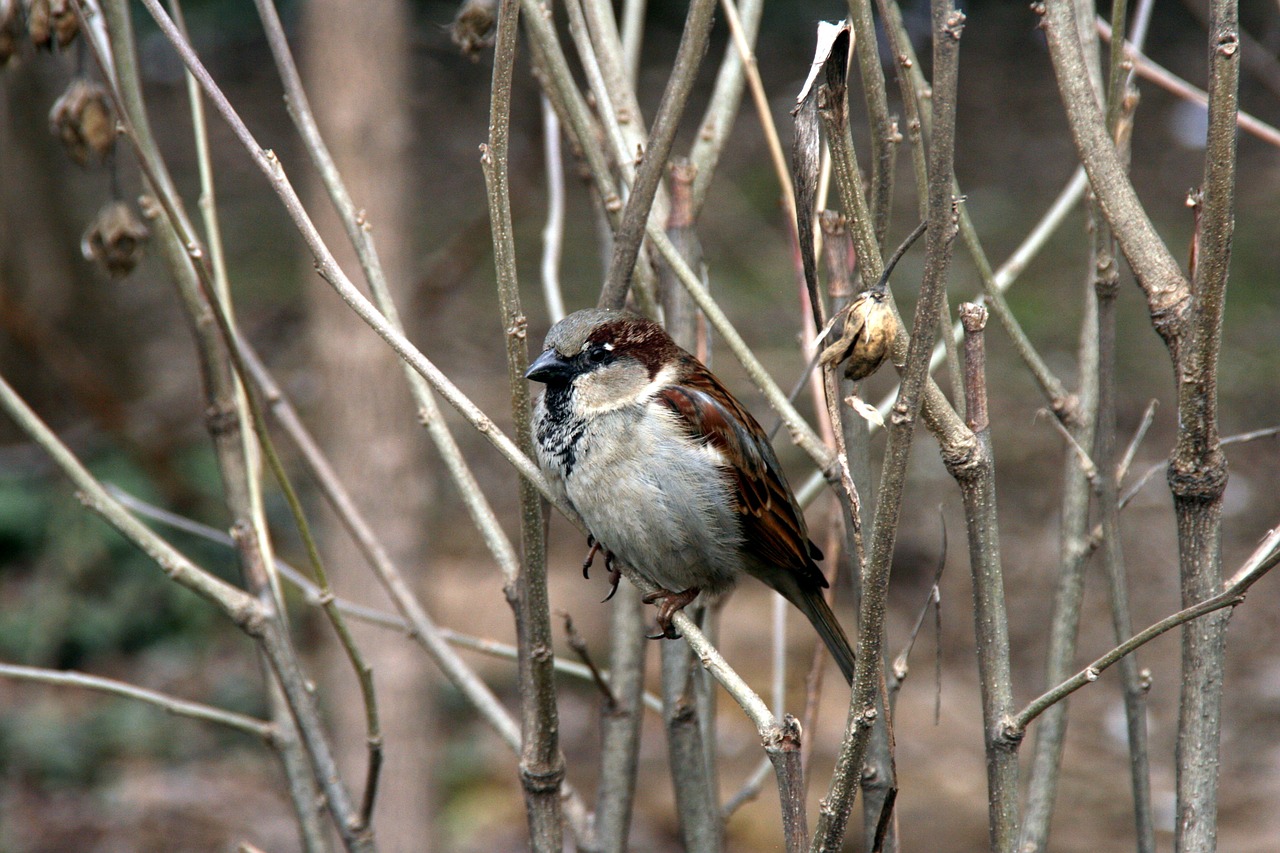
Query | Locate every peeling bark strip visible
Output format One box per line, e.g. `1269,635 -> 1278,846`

791,20 -> 852,332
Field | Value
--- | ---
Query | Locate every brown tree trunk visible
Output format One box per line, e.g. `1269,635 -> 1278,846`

301,2 -> 436,848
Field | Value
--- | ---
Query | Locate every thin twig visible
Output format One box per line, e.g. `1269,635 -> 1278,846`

1098,19 -> 1280,150
598,0 -> 717,310
1117,399 -> 1158,483
708,0 -> 793,226
812,7 -> 966,847
888,518 -> 948,698
482,0 -> 564,844
250,0 -> 523,587
687,0 -> 765,215
1040,408 -> 1098,485
1007,525 -> 1280,735
0,663 -> 276,741
540,96 -> 567,323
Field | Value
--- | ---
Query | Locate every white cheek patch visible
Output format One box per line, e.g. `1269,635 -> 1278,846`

574,361 -> 680,415
637,363 -> 679,403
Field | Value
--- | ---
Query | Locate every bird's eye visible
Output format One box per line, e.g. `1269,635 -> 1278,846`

587,345 -> 612,364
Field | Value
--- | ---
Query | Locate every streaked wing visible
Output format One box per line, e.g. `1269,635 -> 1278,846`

655,357 -> 827,589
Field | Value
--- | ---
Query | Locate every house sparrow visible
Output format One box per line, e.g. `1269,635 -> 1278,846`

527,308 -> 855,685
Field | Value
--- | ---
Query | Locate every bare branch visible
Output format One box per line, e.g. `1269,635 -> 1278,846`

0,663 -> 275,741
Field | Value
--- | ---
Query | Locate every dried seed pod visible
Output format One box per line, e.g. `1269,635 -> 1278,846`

81,201 -> 149,277
819,289 -> 896,381
449,0 -> 496,58
26,0 -> 50,48
1,0 -> 23,65
49,79 -> 114,165
26,0 -> 75,49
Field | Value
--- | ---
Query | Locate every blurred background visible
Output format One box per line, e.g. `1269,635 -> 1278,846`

1,0 -> 1278,849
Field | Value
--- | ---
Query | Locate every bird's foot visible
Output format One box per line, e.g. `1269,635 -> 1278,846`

581,537 -> 600,580
602,552 -> 621,602
642,587 -> 700,640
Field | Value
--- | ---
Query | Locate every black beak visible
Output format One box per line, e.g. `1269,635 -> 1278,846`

525,348 -> 574,383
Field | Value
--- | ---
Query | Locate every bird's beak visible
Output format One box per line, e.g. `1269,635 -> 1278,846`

525,348 -> 574,383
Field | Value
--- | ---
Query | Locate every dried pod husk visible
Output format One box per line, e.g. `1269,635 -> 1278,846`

819,289 -> 896,381
449,0 -> 496,58
1,0 -> 23,65
49,78 -> 114,165
81,201 -> 149,277
26,0 -> 75,49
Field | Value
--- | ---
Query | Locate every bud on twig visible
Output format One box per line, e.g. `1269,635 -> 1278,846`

49,79 -> 115,165
81,201 -> 149,277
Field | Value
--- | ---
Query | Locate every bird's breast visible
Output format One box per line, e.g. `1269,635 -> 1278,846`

560,405 -> 743,594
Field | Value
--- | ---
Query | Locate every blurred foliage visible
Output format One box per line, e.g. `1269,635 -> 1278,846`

0,444 -> 264,785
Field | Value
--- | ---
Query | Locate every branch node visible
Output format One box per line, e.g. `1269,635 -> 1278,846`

1166,455 -> 1229,503
517,758 -> 568,788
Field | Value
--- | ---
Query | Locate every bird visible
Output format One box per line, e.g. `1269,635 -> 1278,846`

526,308 -> 855,686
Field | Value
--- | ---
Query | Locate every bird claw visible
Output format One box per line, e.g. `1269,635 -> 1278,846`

642,587 -> 700,640
601,552 -> 621,602
584,539 -> 623,602
581,537 -> 600,580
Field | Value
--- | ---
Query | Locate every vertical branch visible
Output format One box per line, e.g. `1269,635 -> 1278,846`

1172,1 -> 1238,849
1095,202 -> 1156,853
1018,220 -> 1099,853
844,0 -> 895,249
541,97 -> 567,323
93,3 -> 328,847
816,212 -> 897,851
597,0 -> 717,310
812,6 -> 966,849
1091,8 -> 1156,844
592,585 -> 647,852
480,0 -> 564,847
766,715 -> 810,853
1020,0 -> 1154,842
955,304 -> 1019,853
661,640 -> 724,851
1038,0 -> 1190,348
655,166 -> 722,852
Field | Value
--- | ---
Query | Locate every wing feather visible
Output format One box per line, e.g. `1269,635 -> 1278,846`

654,357 -> 827,590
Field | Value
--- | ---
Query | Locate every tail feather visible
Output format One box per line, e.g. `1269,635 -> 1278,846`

744,560 -> 856,686
794,589 -> 856,687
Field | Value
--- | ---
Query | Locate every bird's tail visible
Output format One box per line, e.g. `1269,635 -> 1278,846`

793,588 -> 856,687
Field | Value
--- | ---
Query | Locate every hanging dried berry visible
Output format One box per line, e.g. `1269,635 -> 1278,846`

819,289 -> 897,381
49,78 -> 114,165
1,0 -> 23,65
449,0 -> 496,59
26,0 -> 77,50
82,201 -> 149,277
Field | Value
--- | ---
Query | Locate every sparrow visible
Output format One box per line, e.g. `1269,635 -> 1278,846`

526,308 -> 856,685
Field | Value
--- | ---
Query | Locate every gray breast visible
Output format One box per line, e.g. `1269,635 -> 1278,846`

563,405 -> 743,595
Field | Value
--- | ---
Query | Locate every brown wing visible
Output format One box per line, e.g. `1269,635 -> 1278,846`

655,356 -> 828,591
